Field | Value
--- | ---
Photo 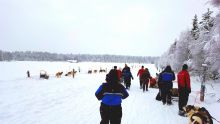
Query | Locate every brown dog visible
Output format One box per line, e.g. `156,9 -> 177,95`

56,72 -> 63,78
65,71 -> 73,76
183,105 -> 213,124
88,70 -> 92,74
65,71 -> 77,77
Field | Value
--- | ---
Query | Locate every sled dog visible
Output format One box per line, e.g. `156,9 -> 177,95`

183,105 -> 213,124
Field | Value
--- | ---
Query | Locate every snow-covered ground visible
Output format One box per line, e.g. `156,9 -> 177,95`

0,61 -> 219,124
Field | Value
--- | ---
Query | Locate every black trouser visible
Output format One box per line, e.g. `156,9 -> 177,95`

143,81 -> 149,91
124,79 -> 131,89
178,90 -> 189,111
100,103 -> 122,124
160,84 -> 171,103
139,78 -> 143,88
156,90 -> 162,101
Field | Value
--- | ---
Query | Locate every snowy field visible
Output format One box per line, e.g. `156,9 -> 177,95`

0,61 -> 220,124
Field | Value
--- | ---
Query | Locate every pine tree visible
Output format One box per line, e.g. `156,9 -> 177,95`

200,8 -> 214,33
191,14 -> 200,40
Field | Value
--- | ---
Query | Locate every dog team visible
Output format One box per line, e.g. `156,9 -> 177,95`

27,68 -> 77,79
27,67 -> 108,79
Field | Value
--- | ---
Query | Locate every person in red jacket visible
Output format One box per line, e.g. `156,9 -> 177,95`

114,66 -> 122,83
177,64 -> 191,116
137,66 -> 145,89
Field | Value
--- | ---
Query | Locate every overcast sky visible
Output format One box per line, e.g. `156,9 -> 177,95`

0,0 -> 217,56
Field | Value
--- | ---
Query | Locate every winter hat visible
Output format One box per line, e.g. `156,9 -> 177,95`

164,65 -> 172,72
182,64 -> 188,70
106,69 -> 119,83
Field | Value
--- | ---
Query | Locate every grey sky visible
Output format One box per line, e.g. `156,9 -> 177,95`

0,0 -> 217,56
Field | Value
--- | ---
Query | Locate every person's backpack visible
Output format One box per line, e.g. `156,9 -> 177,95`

161,72 -> 173,82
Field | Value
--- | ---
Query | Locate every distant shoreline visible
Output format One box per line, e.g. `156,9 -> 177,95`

0,50 -> 159,63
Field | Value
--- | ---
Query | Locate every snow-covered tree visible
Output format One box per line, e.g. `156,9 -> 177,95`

189,9 -> 215,74
174,31 -> 192,71
200,8 -> 214,33
189,39 -> 206,73
204,12 -> 220,79
157,41 -> 177,71
158,8 -> 218,79
0,50 -> 159,63
191,14 -> 200,40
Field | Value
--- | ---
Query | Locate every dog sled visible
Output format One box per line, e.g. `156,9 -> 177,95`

40,70 -> 49,79
170,88 -> 179,102
155,88 -> 179,101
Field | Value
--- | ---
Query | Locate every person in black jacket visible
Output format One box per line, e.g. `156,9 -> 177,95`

95,69 -> 129,124
158,65 -> 175,105
141,68 -> 151,92
122,64 -> 134,89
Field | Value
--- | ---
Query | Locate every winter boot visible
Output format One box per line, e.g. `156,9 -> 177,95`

178,110 -> 186,117
167,101 -> 172,105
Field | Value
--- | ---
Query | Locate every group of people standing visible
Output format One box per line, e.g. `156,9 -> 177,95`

156,64 -> 191,116
95,64 -> 191,124
114,64 -> 152,92
113,64 -> 134,90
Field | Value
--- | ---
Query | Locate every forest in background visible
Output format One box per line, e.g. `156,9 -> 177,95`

0,50 -> 158,64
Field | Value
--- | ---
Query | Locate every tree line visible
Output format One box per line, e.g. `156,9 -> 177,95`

0,50 -> 158,63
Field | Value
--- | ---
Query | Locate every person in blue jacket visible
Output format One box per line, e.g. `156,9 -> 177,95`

158,65 -> 175,105
95,69 -> 129,124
